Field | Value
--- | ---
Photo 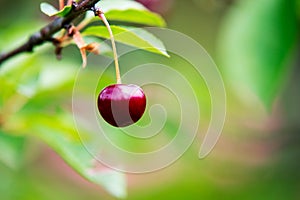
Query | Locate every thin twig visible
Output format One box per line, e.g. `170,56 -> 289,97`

0,0 -> 100,65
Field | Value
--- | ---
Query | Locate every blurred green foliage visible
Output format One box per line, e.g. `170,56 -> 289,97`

0,0 -> 167,198
218,0 -> 298,108
1,0 -> 300,199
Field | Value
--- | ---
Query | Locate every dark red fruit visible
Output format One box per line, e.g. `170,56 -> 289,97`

97,84 -> 146,127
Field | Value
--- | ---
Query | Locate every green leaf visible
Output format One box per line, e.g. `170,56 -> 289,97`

83,0 -> 166,27
96,0 -> 146,12
55,5 -> 72,17
83,25 -> 170,57
105,9 -> 166,27
40,2 -> 58,16
1,53 -> 126,197
96,0 -> 166,27
218,0 -> 298,107
27,113 -> 127,198
0,131 -> 26,169
40,2 -> 71,17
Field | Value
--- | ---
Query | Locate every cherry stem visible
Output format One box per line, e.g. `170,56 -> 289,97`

59,0 -> 64,10
98,11 -> 121,84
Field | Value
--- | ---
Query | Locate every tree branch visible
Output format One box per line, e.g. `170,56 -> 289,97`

0,0 -> 100,65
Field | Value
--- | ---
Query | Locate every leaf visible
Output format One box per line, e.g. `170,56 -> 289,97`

97,0 -> 166,27
26,112 -> 127,198
105,9 -> 166,27
218,0 -> 298,108
83,25 -> 170,57
40,2 -> 71,17
40,2 -> 58,16
0,131 -> 26,169
55,5 -> 72,17
82,0 -> 166,27
86,168 -> 127,198
96,0 -> 146,12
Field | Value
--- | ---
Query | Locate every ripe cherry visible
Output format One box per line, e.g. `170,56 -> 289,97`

96,11 -> 146,127
97,84 -> 146,127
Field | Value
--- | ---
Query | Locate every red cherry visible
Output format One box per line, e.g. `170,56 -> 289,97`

97,84 -> 146,127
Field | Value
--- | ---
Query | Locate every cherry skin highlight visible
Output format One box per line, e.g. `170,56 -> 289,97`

97,84 -> 146,127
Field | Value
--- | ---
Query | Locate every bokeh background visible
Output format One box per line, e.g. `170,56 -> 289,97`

0,0 -> 299,199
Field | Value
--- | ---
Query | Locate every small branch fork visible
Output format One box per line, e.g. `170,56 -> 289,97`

0,0 -> 101,65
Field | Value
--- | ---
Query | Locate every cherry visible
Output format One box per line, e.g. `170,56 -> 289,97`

95,11 -> 146,127
97,84 -> 146,127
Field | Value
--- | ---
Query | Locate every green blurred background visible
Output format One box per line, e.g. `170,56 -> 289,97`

0,0 -> 299,199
